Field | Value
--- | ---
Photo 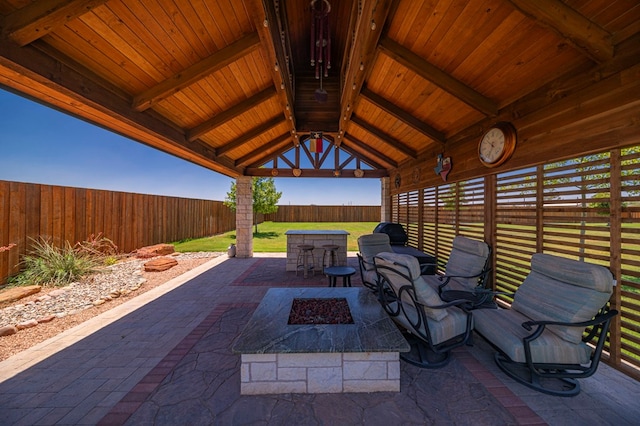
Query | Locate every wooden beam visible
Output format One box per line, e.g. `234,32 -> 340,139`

378,37 -> 499,117
132,32 -> 261,111
507,0 -> 613,63
339,143 -> 386,170
0,41 -> 242,176
245,167 -> 388,178
187,87 -> 276,141
338,0 -> 396,140
236,133 -> 291,167
343,135 -> 399,168
350,115 -> 417,158
215,116 -> 284,156
360,87 -> 446,143
3,0 -> 108,46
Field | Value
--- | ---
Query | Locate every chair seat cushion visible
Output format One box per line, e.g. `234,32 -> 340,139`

394,302 -> 469,346
474,308 -> 592,364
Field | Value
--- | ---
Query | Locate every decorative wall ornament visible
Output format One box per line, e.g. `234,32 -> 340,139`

271,168 -> 279,177
354,168 -> 364,178
394,173 -> 401,189
434,154 -> 452,182
293,168 -> 302,177
412,167 -> 420,183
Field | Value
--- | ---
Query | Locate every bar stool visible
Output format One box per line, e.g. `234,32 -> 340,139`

296,244 -> 315,278
322,244 -> 340,268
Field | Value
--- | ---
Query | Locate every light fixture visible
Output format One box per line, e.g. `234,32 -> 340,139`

274,62 -> 279,71
263,19 -> 268,27
360,62 -> 364,71
280,82 -> 285,89
371,20 -> 376,30
333,169 -> 341,177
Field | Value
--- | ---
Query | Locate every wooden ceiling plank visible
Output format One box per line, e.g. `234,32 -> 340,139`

343,135 -> 398,169
215,116 -> 285,156
360,87 -> 446,144
350,115 -> 417,158
187,86 -> 276,141
4,0 -> 108,46
507,0 -> 614,63
132,32 -> 261,112
236,132 -> 291,167
378,37 -> 499,117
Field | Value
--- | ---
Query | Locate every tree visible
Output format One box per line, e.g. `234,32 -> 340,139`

224,177 -> 282,233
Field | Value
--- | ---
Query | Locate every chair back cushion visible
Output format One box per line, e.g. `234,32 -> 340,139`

444,236 -> 490,288
358,234 -> 393,271
374,252 -> 447,321
512,253 -> 614,344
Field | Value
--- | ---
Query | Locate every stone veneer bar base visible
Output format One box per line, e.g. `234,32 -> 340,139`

240,352 -> 400,395
233,288 -> 409,395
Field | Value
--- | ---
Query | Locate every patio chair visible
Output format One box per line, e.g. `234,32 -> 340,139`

423,236 -> 493,308
357,233 -> 393,292
473,253 -> 618,396
374,252 -> 473,368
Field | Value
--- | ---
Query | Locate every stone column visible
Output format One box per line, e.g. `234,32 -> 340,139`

380,177 -> 391,222
235,176 -> 253,258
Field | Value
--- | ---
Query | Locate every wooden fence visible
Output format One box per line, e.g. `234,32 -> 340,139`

264,205 -> 380,222
0,180 -> 235,284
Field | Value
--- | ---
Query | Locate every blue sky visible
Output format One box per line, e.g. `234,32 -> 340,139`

0,89 -> 380,205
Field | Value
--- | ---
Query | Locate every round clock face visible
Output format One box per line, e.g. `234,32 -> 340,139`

478,122 -> 516,168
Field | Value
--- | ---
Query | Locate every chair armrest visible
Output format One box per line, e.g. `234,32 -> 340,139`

520,309 -> 619,341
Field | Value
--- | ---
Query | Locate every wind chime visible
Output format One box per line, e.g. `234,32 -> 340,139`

310,0 -> 331,103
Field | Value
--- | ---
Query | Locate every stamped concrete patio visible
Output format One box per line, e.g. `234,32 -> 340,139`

0,254 -> 638,425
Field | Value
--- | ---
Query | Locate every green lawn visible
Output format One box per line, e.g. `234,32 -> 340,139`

172,222 -> 379,252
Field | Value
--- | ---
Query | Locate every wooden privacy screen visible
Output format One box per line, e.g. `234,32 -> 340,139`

392,145 -> 640,379
0,181 -> 236,284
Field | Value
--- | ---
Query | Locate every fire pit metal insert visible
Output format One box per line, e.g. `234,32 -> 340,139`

288,297 -> 354,324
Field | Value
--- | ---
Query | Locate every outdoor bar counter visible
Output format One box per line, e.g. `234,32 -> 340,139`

285,230 -> 349,272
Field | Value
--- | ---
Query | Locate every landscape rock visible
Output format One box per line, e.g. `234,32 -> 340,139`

136,243 -> 175,258
144,257 -> 179,272
0,285 -> 42,304
0,325 -> 18,336
37,315 -> 56,323
16,319 -> 39,330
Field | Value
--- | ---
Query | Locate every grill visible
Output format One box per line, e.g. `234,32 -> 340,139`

373,222 -> 408,246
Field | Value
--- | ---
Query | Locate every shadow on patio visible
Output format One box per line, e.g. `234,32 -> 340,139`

0,255 -> 638,425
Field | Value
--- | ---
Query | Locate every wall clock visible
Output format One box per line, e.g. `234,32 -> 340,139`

478,122 -> 517,168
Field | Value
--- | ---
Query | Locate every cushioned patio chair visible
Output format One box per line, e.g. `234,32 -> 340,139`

423,236 -> 493,308
357,233 -> 393,292
374,252 -> 473,368
473,253 -> 618,396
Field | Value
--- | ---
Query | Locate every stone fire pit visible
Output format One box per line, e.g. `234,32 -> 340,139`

232,287 -> 409,395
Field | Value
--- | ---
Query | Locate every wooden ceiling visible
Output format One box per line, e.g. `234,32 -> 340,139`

0,0 -> 638,179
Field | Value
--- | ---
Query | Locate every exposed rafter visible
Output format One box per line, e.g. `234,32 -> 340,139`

237,133 -> 291,167
3,0 -> 108,46
378,37 -> 499,117
360,87 -> 446,144
132,33 -> 261,112
350,115 -> 417,158
0,40 -> 241,176
507,0 -> 614,63
215,116 -> 286,157
343,135 -> 399,169
187,87 -> 276,142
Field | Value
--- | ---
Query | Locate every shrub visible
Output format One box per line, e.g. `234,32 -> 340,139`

13,238 -> 103,287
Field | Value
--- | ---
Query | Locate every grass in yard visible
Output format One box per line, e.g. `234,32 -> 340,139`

172,222 -> 379,252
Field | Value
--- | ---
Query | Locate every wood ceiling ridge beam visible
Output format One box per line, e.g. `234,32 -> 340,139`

187,86 -> 276,141
132,32 -> 261,112
360,87 -> 446,143
343,134 -> 398,168
507,0 -> 613,63
350,115 -> 417,158
378,37 -> 499,117
3,0 -> 108,46
237,132 -> 291,167
215,116 -> 285,156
